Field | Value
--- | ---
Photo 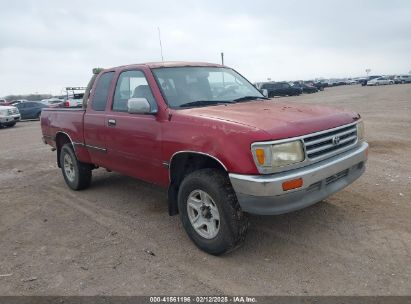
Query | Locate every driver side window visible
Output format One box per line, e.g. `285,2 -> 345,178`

113,70 -> 157,112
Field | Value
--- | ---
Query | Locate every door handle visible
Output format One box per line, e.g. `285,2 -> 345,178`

108,119 -> 116,127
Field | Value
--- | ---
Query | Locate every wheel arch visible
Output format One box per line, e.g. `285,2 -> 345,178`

167,151 -> 228,216
55,131 -> 75,168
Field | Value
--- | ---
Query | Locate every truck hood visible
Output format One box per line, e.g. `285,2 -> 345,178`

178,100 -> 359,140
0,105 -> 18,111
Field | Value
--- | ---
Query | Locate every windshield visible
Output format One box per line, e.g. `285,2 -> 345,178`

152,67 -> 264,108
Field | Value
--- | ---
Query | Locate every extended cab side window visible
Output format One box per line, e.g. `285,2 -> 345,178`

113,70 -> 157,112
91,72 -> 115,111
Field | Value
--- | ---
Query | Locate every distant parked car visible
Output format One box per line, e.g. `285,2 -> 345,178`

393,76 -> 403,84
396,75 -> 411,84
9,99 -> 28,105
41,98 -> 65,108
359,76 -> 381,86
62,87 -> 86,108
292,82 -> 318,93
312,82 -> 325,91
336,80 -> 347,86
326,80 -> 339,87
260,82 -> 301,97
0,99 -> 11,106
366,77 -> 394,86
14,101 -> 49,119
346,79 -> 358,85
0,106 -> 20,127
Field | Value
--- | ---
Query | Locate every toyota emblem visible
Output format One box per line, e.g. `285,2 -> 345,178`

332,136 -> 341,146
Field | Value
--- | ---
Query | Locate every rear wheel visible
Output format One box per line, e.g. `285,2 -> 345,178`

60,144 -> 92,190
178,169 -> 248,255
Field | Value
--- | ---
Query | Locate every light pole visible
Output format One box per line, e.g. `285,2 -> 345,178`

158,27 -> 164,62
221,52 -> 225,85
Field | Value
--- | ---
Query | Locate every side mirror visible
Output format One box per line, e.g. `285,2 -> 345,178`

127,98 -> 152,114
261,89 -> 269,98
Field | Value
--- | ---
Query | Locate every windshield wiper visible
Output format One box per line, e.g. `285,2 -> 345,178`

179,100 -> 233,108
232,96 -> 268,102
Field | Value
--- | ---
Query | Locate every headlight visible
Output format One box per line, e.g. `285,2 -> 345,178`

252,140 -> 305,171
357,121 -> 365,140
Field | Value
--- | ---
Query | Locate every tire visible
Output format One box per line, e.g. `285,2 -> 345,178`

4,122 -> 16,127
178,169 -> 248,255
60,144 -> 92,190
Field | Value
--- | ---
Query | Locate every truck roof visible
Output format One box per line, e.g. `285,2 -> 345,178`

104,61 -> 224,71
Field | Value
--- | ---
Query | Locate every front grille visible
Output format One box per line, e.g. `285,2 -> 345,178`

303,124 -> 357,159
7,108 -> 18,115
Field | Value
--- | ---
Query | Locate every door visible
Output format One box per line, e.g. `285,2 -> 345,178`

104,69 -> 163,184
17,102 -> 37,119
16,103 -> 28,119
25,102 -> 40,119
83,71 -> 116,168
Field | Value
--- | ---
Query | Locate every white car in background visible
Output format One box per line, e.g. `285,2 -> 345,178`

397,75 -> 411,84
0,106 -> 21,128
367,77 -> 394,86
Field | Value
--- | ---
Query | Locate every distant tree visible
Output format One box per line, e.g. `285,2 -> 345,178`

2,94 -> 53,101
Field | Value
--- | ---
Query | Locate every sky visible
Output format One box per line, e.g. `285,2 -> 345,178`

0,0 -> 410,96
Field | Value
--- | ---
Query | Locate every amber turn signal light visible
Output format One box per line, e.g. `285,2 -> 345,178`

282,178 -> 303,191
255,148 -> 265,165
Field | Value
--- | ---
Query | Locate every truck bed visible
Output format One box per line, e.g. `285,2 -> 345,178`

41,108 -> 86,146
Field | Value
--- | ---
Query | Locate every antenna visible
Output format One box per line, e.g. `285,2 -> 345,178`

158,27 -> 164,62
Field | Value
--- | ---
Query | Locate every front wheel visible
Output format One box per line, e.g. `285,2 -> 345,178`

60,144 -> 92,190
4,122 -> 16,127
178,169 -> 248,255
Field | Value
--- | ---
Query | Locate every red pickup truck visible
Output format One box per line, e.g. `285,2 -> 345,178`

41,62 -> 368,255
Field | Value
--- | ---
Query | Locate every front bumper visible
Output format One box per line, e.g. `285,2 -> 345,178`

0,114 -> 21,123
229,142 -> 368,215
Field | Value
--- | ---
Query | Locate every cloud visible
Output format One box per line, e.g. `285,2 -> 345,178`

0,0 -> 410,96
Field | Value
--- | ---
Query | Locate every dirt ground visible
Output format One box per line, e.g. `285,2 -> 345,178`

0,84 -> 410,296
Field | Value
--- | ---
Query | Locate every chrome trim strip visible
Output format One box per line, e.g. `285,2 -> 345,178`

84,144 -> 107,153
56,131 -> 76,151
72,141 -> 107,153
